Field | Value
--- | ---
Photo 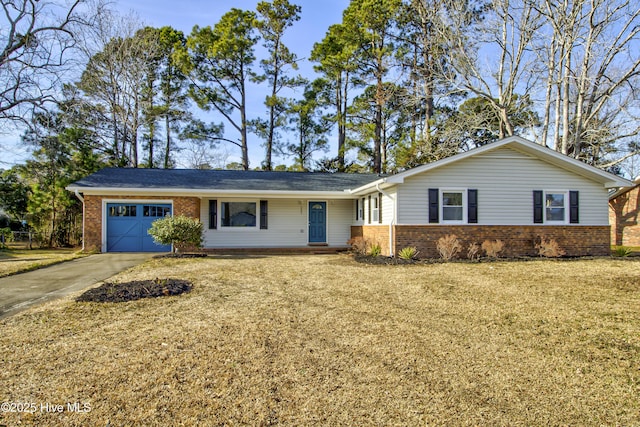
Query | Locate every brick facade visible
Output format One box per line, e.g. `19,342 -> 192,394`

352,225 -> 611,258
82,195 -> 201,252
350,225 -> 391,256
609,185 -> 640,246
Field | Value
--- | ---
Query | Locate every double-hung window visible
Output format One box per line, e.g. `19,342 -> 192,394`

372,196 -> 380,223
441,190 -> 466,223
533,190 -> 579,224
428,188 -> 477,224
545,192 -> 567,223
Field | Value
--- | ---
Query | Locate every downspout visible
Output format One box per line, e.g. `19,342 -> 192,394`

74,190 -> 85,251
376,183 -> 396,257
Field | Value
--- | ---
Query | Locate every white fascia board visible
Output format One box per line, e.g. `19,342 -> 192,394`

65,186 -> 356,200
348,178 -> 395,195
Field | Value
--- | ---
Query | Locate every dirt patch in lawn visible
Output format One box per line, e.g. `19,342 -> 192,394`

76,279 -> 192,303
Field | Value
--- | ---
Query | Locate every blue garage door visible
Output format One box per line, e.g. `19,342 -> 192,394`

106,203 -> 172,252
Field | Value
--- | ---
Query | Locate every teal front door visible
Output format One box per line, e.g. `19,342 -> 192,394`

308,201 -> 327,244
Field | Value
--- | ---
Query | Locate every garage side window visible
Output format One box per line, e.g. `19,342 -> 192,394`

109,205 -> 136,217
143,205 -> 171,217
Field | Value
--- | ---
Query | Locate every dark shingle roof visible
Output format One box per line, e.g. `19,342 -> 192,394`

69,168 -> 381,192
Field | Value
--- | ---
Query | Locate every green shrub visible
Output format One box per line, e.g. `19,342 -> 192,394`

148,215 -> 203,253
398,246 -> 418,260
612,246 -> 633,257
368,243 -> 382,257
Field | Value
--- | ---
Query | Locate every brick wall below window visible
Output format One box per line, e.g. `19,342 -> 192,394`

352,225 -> 610,258
350,225 -> 391,256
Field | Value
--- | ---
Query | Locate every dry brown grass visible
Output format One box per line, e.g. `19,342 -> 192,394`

1,255 -> 639,426
0,249 -> 83,277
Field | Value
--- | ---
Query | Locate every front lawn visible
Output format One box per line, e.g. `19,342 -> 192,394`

0,248 -> 84,277
0,255 -> 638,425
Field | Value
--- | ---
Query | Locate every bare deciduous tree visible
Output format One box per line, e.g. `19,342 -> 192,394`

442,0 -> 640,169
0,0 -> 85,127
536,0 -> 640,167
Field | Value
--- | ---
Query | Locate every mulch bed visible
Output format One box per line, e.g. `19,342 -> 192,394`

76,278 -> 192,303
352,253 -> 631,265
154,253 -> 208,259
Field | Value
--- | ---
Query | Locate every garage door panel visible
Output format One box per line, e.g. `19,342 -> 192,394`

108,218 -> 141,236
107,236 -> 141,252
106,203 -> 172,252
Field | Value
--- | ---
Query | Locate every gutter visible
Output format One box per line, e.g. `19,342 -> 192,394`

376,183 -> 396,257
65,186 -> 357,200
73,190 -> 85,251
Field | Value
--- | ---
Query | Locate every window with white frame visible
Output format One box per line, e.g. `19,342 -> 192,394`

545,191 -> 567,223
372,195 -> 380,223
441,190 -> 465,222
221,202 -> 257,227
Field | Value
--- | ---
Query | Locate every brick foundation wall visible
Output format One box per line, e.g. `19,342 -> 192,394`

395,225 -> 610,258
351,225 -> 610,258
82,195 -> 201,252
351,225 -> 392,256
609,186 -> 640,246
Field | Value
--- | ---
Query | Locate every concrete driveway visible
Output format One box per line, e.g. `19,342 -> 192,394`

0,253 -> 156,319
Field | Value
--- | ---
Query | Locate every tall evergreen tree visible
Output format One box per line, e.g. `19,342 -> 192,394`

285,82 -> 330,171
342,0 -> 402,173
254,0 -> 304,171
310,23 -> 360,172
178,9 -> 259,170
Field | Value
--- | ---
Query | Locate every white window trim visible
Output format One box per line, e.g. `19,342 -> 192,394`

372,195 -> 380,223
217,199 -> 261,231
356,198 -> 364,222
440,189 -> 467,224
543,190 -> 569,224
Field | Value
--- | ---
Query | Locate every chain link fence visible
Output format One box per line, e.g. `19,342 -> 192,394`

0,231 -> 44,250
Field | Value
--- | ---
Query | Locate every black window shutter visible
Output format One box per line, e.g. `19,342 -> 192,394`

569,191 -> 579,224
378,193 -> 383,224
468,189 -> 478,224
260,200 -> 268,229
209,200 -> 217,229
533,191 -> 543,224
368,195 -> 372,224
428,188 -> 439,223
355,199 -> 359,221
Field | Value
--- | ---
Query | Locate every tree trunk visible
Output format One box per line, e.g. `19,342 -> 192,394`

164,115 -> 171,169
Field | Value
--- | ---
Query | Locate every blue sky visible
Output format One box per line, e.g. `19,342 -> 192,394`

0,0 -> 351,169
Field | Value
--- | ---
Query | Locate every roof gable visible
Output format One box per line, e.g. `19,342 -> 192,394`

351,136 -> 632,193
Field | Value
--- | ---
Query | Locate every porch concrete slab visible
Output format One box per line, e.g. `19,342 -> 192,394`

0,253 -> 156,320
